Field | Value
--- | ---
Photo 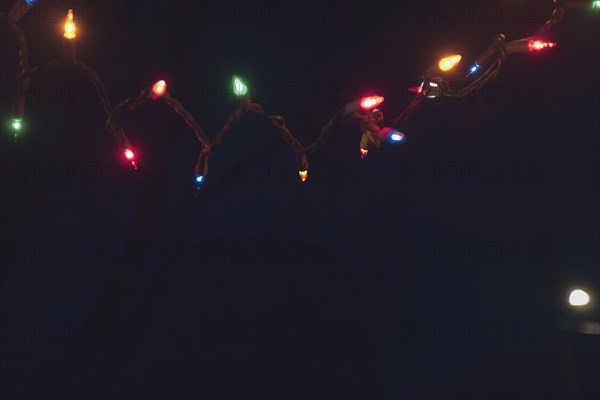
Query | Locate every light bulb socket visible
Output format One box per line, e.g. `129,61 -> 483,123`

295,153 -> 309,172
62,38 -> 77,64
8,0 -> 33,24
195,147 -> 211,179
503,37 -> 531,54
360,132 -> 372,150
108,123 -> 131,149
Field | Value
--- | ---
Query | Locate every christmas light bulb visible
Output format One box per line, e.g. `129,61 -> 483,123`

528,40 -> 556,51
438,54 -> 462,71
295,154 -> 309,182
360,148 -> 369,158
505,38 -> 557,54
124,148 -> 138,170
64,9 -> 76,39
8,0 -> 37,23
360,96 -> 384,111
232,75 -> 248,96
194,175 -> 204,192
11,118 -> 23,132
378,127 -> 406,144
466,63 -> 481,78
389,131 -> 405,143
593,1 -> 600,9
152,80 -> 167,97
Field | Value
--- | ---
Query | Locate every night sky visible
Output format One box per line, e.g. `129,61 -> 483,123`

1,0 -> 599,398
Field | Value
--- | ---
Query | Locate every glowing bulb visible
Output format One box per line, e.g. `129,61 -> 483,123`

569,289 -> 591,307
438,54 -> 462,72
63,9 -> 76,39
593,1 -> 600,9
11,118 -> 22,132
25,0 -> 36,5
194,175 -> 205,191
124,148 -> 138,170
528,40 -> 556,52
298,170 -> 308,182
232,75 -> 248,96
360,96 -> 384,110
389,131 -> 405,143
466,63 -> 481,77
360,148 -> 369,159
152,80 -> 167,97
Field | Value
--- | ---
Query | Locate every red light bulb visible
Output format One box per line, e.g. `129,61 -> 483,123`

124,148 -> 138,170
528,40 -> 556,52
360,96 -> 384,111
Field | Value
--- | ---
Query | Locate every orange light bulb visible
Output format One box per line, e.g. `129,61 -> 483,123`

298,170 -> 308,182
360,148 -> 369,159
438,54 -> 461,72
63,9 -> 76,39
152,80 -> 167,97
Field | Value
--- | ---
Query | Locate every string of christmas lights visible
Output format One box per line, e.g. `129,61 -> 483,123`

1,0 -> 594,194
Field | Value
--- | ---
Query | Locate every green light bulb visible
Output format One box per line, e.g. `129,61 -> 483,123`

11,118 -> 22,132
593,0 -> 600,9
232,75 -> 248,96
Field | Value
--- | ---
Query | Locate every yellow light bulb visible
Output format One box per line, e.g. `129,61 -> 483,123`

64,9 -> 76,39
438,54 -> 461,72
298,170 -> 308,182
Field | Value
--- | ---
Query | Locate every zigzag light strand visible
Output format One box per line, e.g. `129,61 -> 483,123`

1,0 -> 589,194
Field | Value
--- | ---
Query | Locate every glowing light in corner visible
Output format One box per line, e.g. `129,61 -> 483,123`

528,40 -> 556,52
360,148 -> 369,159
569,289 -> 591,307
152,80 -> 167,97
298,170 -> 308,182
232,75 -> 248,96
438,54 -> 462,72
360,96 -> 384,111
592,1 -> 600,9
63,9 -> 76,39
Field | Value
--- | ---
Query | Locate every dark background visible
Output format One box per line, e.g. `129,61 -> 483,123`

1,0 -> 599,398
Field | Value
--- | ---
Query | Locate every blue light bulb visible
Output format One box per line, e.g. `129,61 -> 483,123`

466,63 -> 481,78
194,175 -> 204,192
388,131 -> 405,143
